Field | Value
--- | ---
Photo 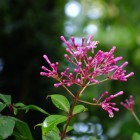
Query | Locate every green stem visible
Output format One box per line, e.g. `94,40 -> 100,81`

61,86 -> 86,140
62,85 -> 75,98
88,78 -> 109,86
78,99 -> 100,106
57,77 -> 75,98
131,110 -> 140,125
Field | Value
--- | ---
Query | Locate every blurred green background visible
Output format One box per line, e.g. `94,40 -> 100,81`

0,0 -> 140,140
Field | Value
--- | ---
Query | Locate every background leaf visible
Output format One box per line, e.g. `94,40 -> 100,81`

0,102 -> 6,112
49,94 -> 70,112
12,117 -> 34,140
14,104 -> 50,116
89,136 -> 98,140
132,132 -> 140,140
0,93 -> 11,105
0,116 -> 15,139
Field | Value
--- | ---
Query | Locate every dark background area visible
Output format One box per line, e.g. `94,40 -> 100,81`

0,0 -> 140,140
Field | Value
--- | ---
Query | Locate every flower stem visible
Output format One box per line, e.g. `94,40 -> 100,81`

61,86 -> 86,140
78,99 -> 100,106
131,110 -> 140,125
88,78 -> 109,86
62,85 -> 75,98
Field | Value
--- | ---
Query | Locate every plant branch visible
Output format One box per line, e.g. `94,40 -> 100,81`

88,78 -> 109,86
78,99 -> 100,106
61,86 -> 86,140
62,85 -> 75,98
131,110 -> 140,125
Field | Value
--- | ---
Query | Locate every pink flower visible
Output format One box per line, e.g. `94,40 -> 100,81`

40,55 -> 59,79
109,62 -> 134,81
120,95 -> 134,112
40,35 -> 134,88
94,91 -> 124,117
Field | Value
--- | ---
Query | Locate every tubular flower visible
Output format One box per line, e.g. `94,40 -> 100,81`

94,91 -> 124,117
120,95 -> 135,112
40,35 -> 134,88
109,62 -> 134,81
40,55 -> 59,79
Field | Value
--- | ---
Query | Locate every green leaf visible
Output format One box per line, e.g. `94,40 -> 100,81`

0,102 -> 6,112
73,105 -> 87,115
66,126 -> 73,133
14,102 -> 25,107
0,136 -> 2,139
132,132 -> 140,140
14,104 -> 50,116
0,116 -> 15,139
63,125 -> 73,133
34,123 -> 42,128
89,136 -> 98,140
42,114 -> 67,135
42,131 -> 60,140
13,103 -> 25,115
12,117 -> 34,140
49,94 -> 70,112
64,138 -> 72,140
0,93 -> 11,105
13,107 -> 18,115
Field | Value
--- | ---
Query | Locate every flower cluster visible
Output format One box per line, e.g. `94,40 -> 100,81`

40,35 -> 134,88
40,35 -> 135,118
40,55 -> 59,79
93,91 -> 124,117
120,95 -> 135,112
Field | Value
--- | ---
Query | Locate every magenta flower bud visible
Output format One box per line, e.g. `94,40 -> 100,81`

125,72 -> 134,78
69,73 -> 73,77
76,78 -> 81,83
86,35 -> 93,45
112,107 -> 119,111
108,111 -> 114,118
121,95 -> 135,112
114,56 -> 123,62
89,78 -> 99,83
67,83 -> 72,87
74,69 -> 79,73
71,36 -> 76,47
43,55 -> 51,64
94,91 -> 123,117
88,57 -> 92,62
81,37 -> 85,46
40,72 -> 47,76
60,36 -> 67,44
41,66 -> 49,71
120,62 -> 128,68
77,62 -> 82,66
109,46 -> 116,54
64,54 -> 73,63
54,83 -> 62,88
113,91 -> 124,97
110,102 -> 116,106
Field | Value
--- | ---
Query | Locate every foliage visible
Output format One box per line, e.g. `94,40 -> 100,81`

0,93 -> 49,140
0,34 -> 139,140
0,0 -> 140,139
0,33 -> 139,139
132,132 -> 140,140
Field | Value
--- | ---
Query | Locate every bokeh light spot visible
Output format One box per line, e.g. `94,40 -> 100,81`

84,24 -> 98,35
65,1 -> 81,18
